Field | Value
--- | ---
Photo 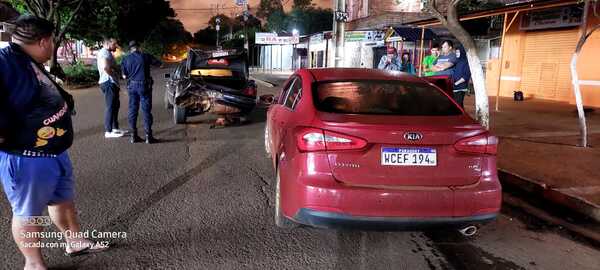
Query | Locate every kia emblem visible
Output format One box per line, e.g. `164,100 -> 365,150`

404,132 -> 423,141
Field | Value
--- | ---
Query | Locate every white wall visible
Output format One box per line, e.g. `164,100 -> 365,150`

259,45 -> 295,70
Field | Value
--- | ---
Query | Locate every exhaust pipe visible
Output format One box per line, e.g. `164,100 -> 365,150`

458,225 -> 478,237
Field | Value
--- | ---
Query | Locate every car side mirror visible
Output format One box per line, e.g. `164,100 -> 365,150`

259,94 -> 276,106
164,73 -> 171,79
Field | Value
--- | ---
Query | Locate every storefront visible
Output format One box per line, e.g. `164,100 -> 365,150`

308,30 -> 386,69
485,2 -> 600,107
255,32 -> 299,71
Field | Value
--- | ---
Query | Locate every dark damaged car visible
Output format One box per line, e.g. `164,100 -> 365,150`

164,49 -> 257,125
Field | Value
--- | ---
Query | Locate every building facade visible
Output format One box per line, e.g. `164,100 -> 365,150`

485,3 -> 600,107
344,0 -> 600,108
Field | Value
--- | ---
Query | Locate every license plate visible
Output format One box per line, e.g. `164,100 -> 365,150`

381,147 -> 437,166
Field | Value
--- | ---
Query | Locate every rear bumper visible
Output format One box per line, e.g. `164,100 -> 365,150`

294,208 -> 498,230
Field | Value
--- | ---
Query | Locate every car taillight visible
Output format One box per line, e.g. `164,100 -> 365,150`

454,134 -> 498,155
296,128 -> 367,152
243,85 -> 257,97
208,59 -> 229,66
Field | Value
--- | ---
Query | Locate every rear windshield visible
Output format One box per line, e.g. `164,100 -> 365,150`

314,80 -> 462,116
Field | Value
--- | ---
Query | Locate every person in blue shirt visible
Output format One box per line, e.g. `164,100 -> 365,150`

452,46 -> 471,108
121,41 -> 162,144
400,52 -> 416,74
0,16 -> 108,270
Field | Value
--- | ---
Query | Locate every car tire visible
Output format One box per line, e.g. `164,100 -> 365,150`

164,90 -> 173,110
264,123 -> 271,157
275,168 -> 297,229
174,105 -> 186,124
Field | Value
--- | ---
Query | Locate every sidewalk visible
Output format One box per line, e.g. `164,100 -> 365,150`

464,95 -> 600,223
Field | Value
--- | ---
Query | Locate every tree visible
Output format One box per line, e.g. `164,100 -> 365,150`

10,0 -> 85,78
66,0 -> 118,46
292,0 -> 312,9
257,0 -> 283,20
424,0 -> 490,129
266,10 -> 288,32
143,18 -> 192,58
194,27 -> 217,45
288,7 -> 332,35
571,0 -> 599,147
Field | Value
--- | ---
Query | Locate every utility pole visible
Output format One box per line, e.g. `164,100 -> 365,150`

333,0 -> 348,67
216,17 -> 221,48
243,3 -> 249,51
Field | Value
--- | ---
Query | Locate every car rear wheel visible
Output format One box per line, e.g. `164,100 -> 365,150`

275,168 -> 297,229
164,90 -> 173,110
174,105 -> 186,124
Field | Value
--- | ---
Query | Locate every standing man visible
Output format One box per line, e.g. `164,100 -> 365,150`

377,46 -> 402,71
97,38 -> 125,138
0,16 -> 108,270
121,41 -> 162,144
422,44 -> 440,76
432,40 -> 458,76
452,47 -> 471,108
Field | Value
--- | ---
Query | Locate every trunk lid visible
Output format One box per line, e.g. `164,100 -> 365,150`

318,113 -> 485,187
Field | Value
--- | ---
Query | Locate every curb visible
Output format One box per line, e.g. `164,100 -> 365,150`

249,76 -> 276,88
498,169 -> 600,223
503,193 -> 600,245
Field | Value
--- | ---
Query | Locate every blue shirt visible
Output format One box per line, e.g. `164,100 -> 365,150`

121,51 -> 161,83
0,43 -> 74,156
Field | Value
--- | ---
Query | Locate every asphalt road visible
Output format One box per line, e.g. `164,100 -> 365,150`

0,68 -> 599,270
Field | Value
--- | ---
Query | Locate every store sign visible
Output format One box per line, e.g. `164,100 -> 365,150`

255,33 -> 299,45
310,33 -> 323,45
345,31 -> 384,42
392,0 -> 424,13
520,6 -> 583,31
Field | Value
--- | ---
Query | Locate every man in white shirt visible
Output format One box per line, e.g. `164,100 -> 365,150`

97,38 -> 125,138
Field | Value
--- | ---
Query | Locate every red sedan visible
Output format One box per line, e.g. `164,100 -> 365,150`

264,68 -> 501,235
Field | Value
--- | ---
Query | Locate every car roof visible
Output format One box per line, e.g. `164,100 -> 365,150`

302,68 -> 427,84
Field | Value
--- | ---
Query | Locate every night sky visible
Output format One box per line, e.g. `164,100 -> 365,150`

170,0 -> 333,33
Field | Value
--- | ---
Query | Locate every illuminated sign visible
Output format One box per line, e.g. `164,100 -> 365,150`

255,33 -> 300,45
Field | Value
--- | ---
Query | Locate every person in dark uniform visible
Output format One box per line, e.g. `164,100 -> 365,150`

0,16 -> 108,270
121,41 -> 162,144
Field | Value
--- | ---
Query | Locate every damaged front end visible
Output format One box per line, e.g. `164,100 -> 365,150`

174,80 -> 256,117
169,49 -> 258,125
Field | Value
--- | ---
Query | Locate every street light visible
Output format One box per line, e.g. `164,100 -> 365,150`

292,29 -> 299,36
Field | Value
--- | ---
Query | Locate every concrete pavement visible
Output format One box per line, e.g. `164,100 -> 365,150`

0,69 -> 599,269
464,96 -> 600,225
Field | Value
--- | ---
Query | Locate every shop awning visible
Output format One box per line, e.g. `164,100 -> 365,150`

386,27 -> 437,42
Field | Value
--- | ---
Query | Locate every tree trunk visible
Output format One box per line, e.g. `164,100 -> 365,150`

50,38 -> 66,80
465,48 -> 490,129
426,0 -> 491,129
570,53 -> 588,147
445,5 -> 490,129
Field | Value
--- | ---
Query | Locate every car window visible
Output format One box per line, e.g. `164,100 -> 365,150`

279,77 -> 296,105
314,80 -> 462,116
284,78 -> 302,110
